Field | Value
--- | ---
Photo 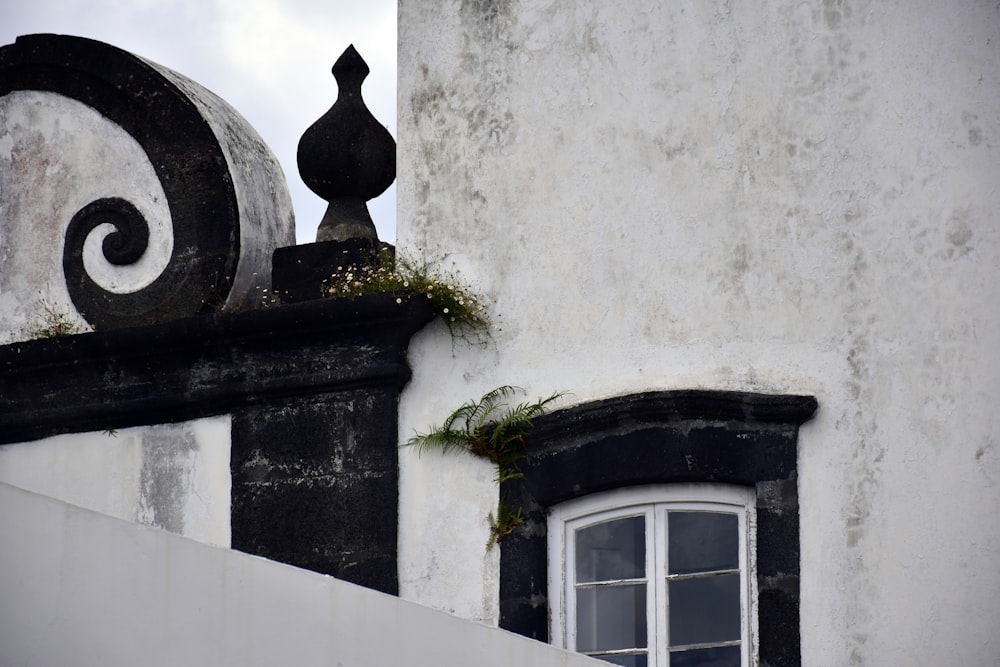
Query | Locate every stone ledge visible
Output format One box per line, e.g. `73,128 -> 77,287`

0,293 -> 433,444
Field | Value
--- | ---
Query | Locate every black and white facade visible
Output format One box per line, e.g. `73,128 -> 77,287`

2,4 -> 1000,665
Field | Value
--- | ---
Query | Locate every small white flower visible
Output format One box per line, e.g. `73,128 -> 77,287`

396,298 -> 402,304
443,308 -> 449,314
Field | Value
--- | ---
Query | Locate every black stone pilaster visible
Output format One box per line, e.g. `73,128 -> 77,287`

231,388 -> 401,593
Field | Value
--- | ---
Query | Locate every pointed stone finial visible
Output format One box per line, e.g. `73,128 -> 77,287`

297,45 -> 396,242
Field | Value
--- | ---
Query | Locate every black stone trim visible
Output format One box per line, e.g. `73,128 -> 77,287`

272,238 -> 391,304
231,387 -> 403,594
0,293 -> 433,445
0,34 -> 241,329
499,390 -> 817,667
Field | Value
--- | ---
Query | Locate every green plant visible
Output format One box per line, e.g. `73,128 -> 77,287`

324,252 -> 491,345
487,498 -> 524,550
406,385 -> 565,549
22,299 -> 87,340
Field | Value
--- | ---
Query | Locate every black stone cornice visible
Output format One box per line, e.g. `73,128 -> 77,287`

528,389 -> 819,443
0,294 -> 433,444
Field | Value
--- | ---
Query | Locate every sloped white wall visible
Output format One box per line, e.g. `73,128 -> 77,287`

0,417 -> 231,546
397,1 -> 1000,663
0,480 -> 600,667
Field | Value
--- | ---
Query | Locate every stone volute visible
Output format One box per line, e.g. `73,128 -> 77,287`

297,45 -> 396,242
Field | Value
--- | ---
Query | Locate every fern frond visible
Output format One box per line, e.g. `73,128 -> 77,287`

406,386 -> 567,553
405,429 -> 471,457
486,498 -> 524,550
467,385 -> 520,431
441,399 -> 478,433
495,468 -> 526,483
491,392 -> 565,444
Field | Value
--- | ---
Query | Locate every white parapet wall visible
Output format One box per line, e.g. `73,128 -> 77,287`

0,417 -> 231,547
0,480 -> 601,667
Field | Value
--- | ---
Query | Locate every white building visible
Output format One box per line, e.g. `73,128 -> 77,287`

1,2 -> 998,665
395,2 -> 1000,664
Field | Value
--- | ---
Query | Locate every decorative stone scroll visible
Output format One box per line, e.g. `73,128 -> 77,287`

0,34 -> 294,335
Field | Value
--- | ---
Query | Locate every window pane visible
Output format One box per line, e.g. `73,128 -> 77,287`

668,573 -> 741,646
576,584 -> 647,652
668,512 -> 738,575
597,654 -> 648,667
669,645 -> 741,667
576,516 -> 645,582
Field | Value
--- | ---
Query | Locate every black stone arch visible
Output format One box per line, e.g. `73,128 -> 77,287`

0,34 -> 240,329
499,390 -> 818,667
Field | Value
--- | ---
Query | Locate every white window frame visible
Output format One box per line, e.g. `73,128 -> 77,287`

548,484 -> 758,666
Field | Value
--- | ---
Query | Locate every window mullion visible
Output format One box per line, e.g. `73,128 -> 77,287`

654,504 -> 668,667
743,490 -> 756,667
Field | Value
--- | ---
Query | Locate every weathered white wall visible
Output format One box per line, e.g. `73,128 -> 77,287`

397,0 -> 1000,663
0,90 -> 169,340
0,417 -> 231,546
0,480 -> 601,667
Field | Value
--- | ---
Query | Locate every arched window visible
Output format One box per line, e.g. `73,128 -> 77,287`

499,390 -> 817,667
549,485 -> 755,667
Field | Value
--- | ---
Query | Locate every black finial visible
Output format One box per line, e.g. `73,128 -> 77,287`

297,45 -> 396,242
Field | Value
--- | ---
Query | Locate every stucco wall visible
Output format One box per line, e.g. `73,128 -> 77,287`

0,480 -> 601,667
0,417 -> 231,546
0,90 -> 168,340
397,1 -> 1000,663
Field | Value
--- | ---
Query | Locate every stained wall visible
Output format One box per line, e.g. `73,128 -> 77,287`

0,417 -> 231,546
396,1 -> 1000,663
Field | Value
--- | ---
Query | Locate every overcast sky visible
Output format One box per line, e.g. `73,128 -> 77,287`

0,0 -> 398,244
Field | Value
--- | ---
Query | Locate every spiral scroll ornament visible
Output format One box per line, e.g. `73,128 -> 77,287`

63,198 -> 155,328
1,34 -> 248,330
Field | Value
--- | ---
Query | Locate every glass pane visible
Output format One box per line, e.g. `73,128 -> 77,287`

669,645 -> 741,667
596,654 -> 648,667
576,516 -> 645,582
576,584 -> 647,652
668,573 -> 741,646
668,512 -> 738,575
